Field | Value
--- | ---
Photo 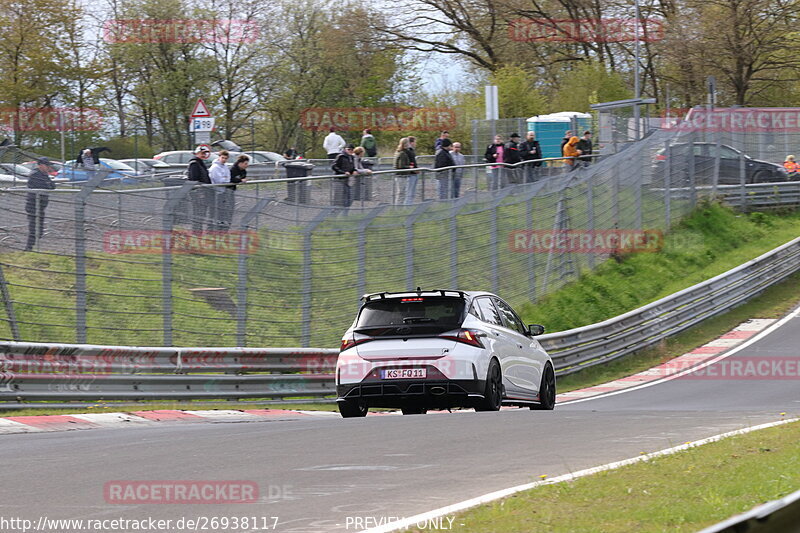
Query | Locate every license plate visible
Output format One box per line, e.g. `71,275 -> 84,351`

381,368 -> 426,379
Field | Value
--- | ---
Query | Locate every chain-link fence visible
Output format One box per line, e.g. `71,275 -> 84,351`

0,116 -> 797,348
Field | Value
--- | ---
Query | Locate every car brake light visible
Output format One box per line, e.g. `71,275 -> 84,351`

340,335 -> 373,352
440,329 -> 485,348
153,154 -> 162,160
655,154 -> 666,161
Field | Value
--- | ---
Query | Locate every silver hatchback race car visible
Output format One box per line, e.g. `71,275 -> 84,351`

336,289 -> 555,417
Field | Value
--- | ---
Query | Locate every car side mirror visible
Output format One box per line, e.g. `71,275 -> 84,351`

527,324 -> 545,336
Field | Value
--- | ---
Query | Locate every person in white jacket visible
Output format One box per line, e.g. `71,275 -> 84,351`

209,150 -> 233,230
323,127 -> 346,159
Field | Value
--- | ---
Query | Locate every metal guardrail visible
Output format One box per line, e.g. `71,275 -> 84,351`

0,235 -> 798,402
539,236 -> 800,375
698,488 -> 800,533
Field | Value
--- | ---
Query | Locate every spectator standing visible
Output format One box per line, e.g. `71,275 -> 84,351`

434,130 -> 450,152
484,134 -> 505,190
187,146 -> 212,232
230,155 -> 250,190
352,146 -> 374,203
434,138 -> 455,199
323,127 -> 346,159
504,133 -> 522,184
560,130 -> 573,154
562,136 -> 582,171
519,131 -> 542,183
576,131 -> 593,166
361,129 -> 377,157
405,136 -> 419,204
209,150 -> 233,230
450,142 -> 465,198
784,155 -> 800,176
284,147 -> 299,160
394,137 -> 411,204
332,144 -> 356,207
24,157 -> 56,251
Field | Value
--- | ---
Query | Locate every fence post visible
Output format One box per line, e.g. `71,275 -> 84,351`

526,196 -> 537,299
739,151 -> 747,211
635,151 -> 643,229
74,172 -> 105,344
712,130 -> 722,198
237,195 -> 275,347
357,206 -> 387,299
664,139 -> 672,229
301,208 -> 335,347
586,172 -> 595,270
613,159 -> 620,229
162,181 -> 195,346
405,203 -> 433,290
688,131 -> 697,208
0,263 -> 19,341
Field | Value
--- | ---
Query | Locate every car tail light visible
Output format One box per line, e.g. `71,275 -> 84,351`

654,154 -> 667,161
340,334 -> 373,352
440,329 -> 485,348
153,154 -> 162,160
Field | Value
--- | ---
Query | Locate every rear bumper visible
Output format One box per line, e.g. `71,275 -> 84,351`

337,378 -> 485,409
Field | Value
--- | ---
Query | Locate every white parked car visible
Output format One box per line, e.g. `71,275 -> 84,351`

336,289 -> 555,417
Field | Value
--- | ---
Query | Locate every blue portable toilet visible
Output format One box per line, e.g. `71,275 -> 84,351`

526,112 -> 593,159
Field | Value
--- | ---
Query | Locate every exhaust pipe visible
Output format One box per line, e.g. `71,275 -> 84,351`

430,386 -> 446,395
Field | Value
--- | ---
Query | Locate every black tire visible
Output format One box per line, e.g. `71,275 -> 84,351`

338,399 -> 368,418
751,170 -> 771,184
401,407 -> 427,415
531,364 -> 556,410
475,359 -> 503,412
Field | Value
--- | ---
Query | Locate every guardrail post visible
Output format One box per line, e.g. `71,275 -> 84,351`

302,208 -> 335,347
0,263 -> 19,341
162,181 -> 195,346
74,172 -> 106,343
237,195 -> 276,347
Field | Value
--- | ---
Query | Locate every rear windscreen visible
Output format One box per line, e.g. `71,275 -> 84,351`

356,296 -> 465,336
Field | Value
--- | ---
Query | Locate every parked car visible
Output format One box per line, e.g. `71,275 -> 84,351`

336,289 -> 555,417
653,142 -> 789,184
0,163 -> 33,185
56,158 -> 144,184
153,150 -> 245,168
118,158 -> 172,177
21,160 -> 63,177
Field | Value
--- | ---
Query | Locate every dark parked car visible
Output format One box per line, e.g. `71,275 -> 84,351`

653,143 -> 788,185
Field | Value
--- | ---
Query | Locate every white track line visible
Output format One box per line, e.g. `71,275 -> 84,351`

559,304 -> 800,405
359,417 -> 800,533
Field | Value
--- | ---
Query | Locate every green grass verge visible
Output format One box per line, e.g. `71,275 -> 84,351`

409,420 -> 800,533
557,270 -> 800,393
518,203 -> 800,331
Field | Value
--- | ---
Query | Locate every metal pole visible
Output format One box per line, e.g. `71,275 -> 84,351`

664,139 -> 672,229
633,0 -> 641,140
0,263 -> 20,341
74,172 -> 105,343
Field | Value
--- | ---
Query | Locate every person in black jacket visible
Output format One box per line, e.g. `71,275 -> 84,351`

576,131 -> 593,166
519,131 -> 543,183
434,138 -> 455,199
187,146 -> 212,232
504,133 -> 522,184
229,154 -> 249,190
25,157 -> 57,251
332,144 -> 356,207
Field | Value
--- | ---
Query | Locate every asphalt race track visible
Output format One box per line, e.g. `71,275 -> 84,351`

1,309 -> 798,533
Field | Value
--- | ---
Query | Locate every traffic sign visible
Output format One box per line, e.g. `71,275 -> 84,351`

191,98 -> 211,118
190,117 -> 215,132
